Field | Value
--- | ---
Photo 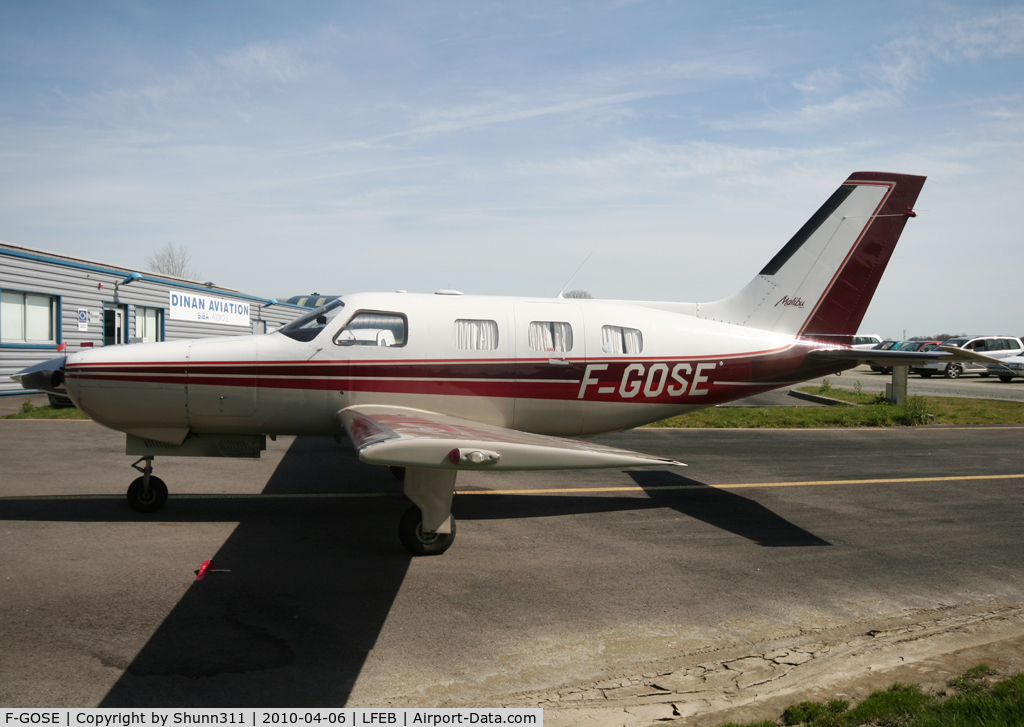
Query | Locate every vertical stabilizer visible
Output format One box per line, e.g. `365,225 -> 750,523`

695,172 -> 925,343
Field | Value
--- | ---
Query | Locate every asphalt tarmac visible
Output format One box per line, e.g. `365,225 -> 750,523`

3,418 -> 1024,716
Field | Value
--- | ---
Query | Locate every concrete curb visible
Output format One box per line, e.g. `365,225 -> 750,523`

787,389 -> 858,407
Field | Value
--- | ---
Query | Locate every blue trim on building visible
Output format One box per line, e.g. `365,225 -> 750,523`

0,247 -> 308,309
55,295 -> 63,346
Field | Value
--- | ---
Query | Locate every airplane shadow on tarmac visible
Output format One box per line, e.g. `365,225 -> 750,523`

99,436 -> 413,707
626,470 -> 831,548
453,471 -> 831,548
0,437 -> 828,706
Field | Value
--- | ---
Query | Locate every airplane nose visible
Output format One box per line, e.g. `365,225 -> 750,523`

11,356 -> 68,395
61,340 -> 192,444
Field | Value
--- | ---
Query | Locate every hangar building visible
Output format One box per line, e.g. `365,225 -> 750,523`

0,241 -> 308,397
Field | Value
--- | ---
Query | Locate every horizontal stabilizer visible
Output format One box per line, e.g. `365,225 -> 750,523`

338,405 -> 684,471
807,349 -> 951,366
807,345 -> 1003,368
11,356 -> 67,395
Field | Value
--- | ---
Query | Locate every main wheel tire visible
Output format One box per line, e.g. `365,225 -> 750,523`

945,363 -> 963,379
127,476 -> 168,513
999,375 -> 1014,383
389,466 -> 406,481
399,505 -> 455,556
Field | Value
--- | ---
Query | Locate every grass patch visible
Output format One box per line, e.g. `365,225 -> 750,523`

2,400 -> 89,420
648,401 -> 932,428
646,379 -> 1024,428
720,665 -> 1024,726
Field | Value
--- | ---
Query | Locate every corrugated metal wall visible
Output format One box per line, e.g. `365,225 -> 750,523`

1,243 -> 308,395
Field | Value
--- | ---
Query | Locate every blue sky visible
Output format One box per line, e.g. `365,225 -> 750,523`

1,1 -> 1022,337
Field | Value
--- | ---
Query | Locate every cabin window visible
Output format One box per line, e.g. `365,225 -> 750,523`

134,307 -> 163,343
528,321 -> 573,352
334,312 -> 407,347
601,325 -> 643,354
1,290 -> 57,345
454,319 -> 498,350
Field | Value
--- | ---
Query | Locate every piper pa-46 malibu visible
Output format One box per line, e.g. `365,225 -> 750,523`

17,171 -> 980,555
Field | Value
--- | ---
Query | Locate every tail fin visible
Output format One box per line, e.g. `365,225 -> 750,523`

696,172 -> 926,344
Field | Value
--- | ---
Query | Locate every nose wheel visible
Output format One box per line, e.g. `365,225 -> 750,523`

127,456 -> 168,513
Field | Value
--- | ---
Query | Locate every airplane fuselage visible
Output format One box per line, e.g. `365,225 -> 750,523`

63,292 -> 844,445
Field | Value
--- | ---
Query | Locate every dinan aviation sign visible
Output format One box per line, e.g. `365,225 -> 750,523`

168,292 -> 251,327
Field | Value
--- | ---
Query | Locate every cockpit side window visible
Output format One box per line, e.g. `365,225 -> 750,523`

334,311 -> 407,347
278,299 -> 345,342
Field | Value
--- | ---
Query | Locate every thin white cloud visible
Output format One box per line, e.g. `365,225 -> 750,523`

216,40 -> 310,84
792,67 -> 844,94
734,10 -> 1024,133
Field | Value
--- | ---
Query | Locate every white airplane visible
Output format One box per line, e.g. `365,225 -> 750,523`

18,171 -> 972,555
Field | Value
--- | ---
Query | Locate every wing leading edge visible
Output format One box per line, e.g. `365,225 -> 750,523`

338,405 -> 684,471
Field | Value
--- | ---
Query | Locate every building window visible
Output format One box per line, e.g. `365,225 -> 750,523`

601,325 -> 643,354
1,290 -> 58,345
135,306 -> 163,343
454,319 -> 498,350
334,312 -> 407,347
528,321 -> 573,352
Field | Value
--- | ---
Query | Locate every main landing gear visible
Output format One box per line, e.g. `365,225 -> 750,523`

127,456 -> 168,513
399,505 -> 457,556
398,468 -> 458,556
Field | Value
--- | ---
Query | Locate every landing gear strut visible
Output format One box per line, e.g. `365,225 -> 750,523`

127,456 -> 168,513
398,468 -> 457,556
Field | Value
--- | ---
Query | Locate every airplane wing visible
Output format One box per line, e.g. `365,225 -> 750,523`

338,405 -> 684,471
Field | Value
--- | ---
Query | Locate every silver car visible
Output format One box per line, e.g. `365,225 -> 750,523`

988,353 -> 1024,382
910,335 -> 1024,379
852,334 -> 882,350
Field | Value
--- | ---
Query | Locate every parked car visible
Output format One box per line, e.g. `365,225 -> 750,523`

868,341 -> 900,373
988,352 -> 1024,382
852,334 -> 883,350
869,341 -> 938,374
910,336 -> 1024,379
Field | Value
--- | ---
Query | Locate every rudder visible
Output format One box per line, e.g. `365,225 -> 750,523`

695,172 -> 925,344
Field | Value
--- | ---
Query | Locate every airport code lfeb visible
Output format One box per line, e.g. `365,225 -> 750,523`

1,713 -> 539,725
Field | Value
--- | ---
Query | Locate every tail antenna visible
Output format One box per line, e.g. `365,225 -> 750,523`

556,252 -> 594,299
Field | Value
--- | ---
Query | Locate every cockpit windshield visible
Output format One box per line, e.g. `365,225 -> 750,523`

278,298 -> 346,342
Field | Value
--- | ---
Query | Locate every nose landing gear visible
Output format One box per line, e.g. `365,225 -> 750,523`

127,456 -> 168,513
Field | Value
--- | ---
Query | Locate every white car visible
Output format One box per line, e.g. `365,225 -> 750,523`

852,334 -> 882,350
911,335 -> 1024,378
988,353 -> 1024,382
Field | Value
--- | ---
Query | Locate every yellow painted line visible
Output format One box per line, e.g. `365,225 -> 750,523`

456,473 -> 1024,495
0,492 -> 401,502
643,425 -> 1024,431
2,474 -> 1021,503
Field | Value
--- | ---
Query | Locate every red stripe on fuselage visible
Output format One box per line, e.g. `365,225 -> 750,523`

64,343 -> 847,406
